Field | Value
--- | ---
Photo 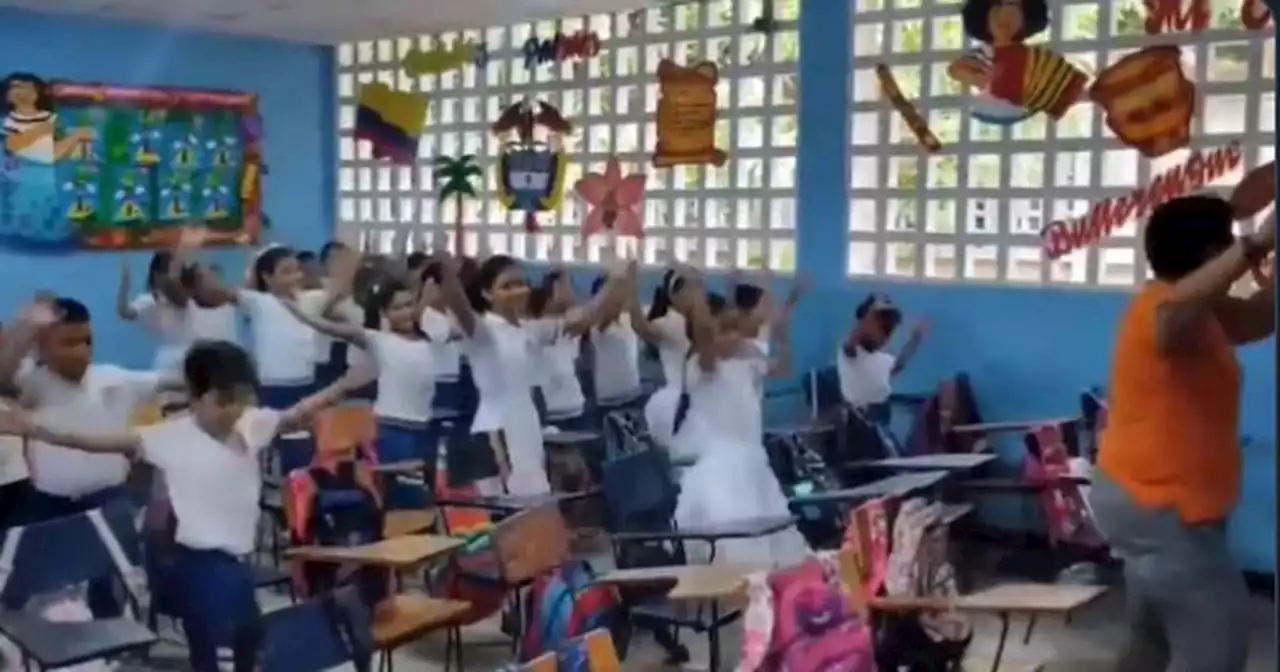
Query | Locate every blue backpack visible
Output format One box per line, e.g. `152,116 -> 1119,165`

518,560 -> 629,662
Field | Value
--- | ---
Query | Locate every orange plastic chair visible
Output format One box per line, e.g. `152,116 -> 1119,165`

311,405 -> 378,459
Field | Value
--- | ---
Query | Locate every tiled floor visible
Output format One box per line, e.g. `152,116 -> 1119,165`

131,581 -> 1275,671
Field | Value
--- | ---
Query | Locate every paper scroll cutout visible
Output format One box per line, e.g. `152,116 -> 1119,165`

355,83 -> 428,164
402,41 -> 489,77
575,157 -> 647,239
1230,160 -> 1276,220
433,154 -> 482,255
1041,142 -> 1243,259
492,100 -> 571,232
1089,46 -> 1195,159
876,65 -> 942,153
950,0 -> 1086,126
653,60 -> 728,168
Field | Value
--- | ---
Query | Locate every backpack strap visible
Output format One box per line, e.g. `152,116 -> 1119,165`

0,526 -> 23,601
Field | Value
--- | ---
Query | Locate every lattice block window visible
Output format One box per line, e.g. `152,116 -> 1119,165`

848,0 -> 1275,287
335,0 -> 800,271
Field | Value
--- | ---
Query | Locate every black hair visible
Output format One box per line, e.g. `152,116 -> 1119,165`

1,72 -> 52,115
146,251 -> 175,294
466,254 -> 519,312
52,297 -> 90,325
960,0 -> 1050,44
645,268 -> 686,322
319,241 -> 347,265
1144,194 -> 1236,281
252,246 -> 295,291
528,269 -> 564,318
419,260 -> 443,286
706,292 -> 727,316
590,274 -> 607,296
732,283 -> 764,312
183,340 -> 259,399
296,250 -> 317,264
458,257 -> 480,285
855,293 -> 903,329
406,251 -> 429,271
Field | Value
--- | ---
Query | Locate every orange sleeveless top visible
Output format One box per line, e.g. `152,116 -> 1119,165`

1098,282 -> 1242,522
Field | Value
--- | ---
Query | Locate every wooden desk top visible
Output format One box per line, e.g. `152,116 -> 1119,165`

384,509 -> 436,538
596,564 -> 767,601
286,534 -> 461,568
956,583 -> 1106,613
374,460 -> 427,475
873,453 -> 996,471
542,429 -> 601,445
790,470 -> 948,505
372,594 -> 471,650
950,419 -> 1075,435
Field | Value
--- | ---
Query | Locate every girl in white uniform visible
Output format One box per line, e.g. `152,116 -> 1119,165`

282,275 -> 438,508
417,265 -> 466,421
116,250 -> 192,374
528,270 -> 591,430
436,253 -> 626,496
184,264 -> 240,345
642,287 -> 810,567
587,274 -> 644,413
836,294 -> 925,410
627,267 -> 699,391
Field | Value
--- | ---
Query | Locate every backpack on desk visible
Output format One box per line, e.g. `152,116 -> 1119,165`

284,455 -> 388,607
518,561 -> 628,663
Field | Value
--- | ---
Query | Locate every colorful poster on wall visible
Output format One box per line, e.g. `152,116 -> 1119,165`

1088,46 -> 1196,159
491,100 -> 572,232
0,73 -> 264,251
652,59 -> 728,167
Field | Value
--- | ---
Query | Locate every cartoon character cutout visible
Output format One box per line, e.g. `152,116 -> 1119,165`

113,170 -> 149,223
1089,46 -> 1195,159
948,0 -> 1088,126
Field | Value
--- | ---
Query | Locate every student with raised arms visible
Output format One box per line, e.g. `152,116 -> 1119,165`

435,252 -> 628,496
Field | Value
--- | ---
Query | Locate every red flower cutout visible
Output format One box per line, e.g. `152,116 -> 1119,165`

574,157 -> 647,239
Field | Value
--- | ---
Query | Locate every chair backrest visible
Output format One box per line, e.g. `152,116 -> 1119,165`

905,373 -> 986,454
804,366 -> 842,421
312,405 -> 378,458
493,502 -> 571,584
0,500 -> 143,610
602,409 -> 647,461
259,585 -> 374,672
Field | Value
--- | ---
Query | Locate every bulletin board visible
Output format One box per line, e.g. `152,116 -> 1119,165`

0,73 -> 265,251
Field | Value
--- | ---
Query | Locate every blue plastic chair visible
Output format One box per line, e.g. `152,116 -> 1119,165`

0,501 -> 158,670
259,585 -> 374,672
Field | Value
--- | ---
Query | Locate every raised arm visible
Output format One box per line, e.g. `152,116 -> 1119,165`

767,319 -> 793,379
891,323 -> 926,375
0,304 -> 54,394
625,282 -> 667,346
276,365 -> 375,435
281,297 -> 370,350
0,406 -> 141,456
562,261 -> 632,336
115,262 -> 139,321
434,252 -> 479,337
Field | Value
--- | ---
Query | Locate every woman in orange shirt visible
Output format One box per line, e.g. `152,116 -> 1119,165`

1091,194 -> 1274,672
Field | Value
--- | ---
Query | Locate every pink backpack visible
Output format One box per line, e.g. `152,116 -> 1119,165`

1024,424 -> 1104,548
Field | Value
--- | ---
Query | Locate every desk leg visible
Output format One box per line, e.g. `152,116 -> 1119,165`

990,612 -> 1011,672
1023,615 -> 1037,644
708,601 -> 722,672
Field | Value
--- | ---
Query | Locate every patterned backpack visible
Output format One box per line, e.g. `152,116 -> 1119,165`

518,561 -> 629,663
1024,424 -> 1104,549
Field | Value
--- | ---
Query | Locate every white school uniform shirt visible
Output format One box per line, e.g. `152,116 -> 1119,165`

130,293 -> 191,373
18,363 -> 160,498
138,408 -> 282,556
0,397 -> 26,486
591,313 -> 642,402
419,307 -> 462,380
188,303 -> 240,344
306,288 -> 364,366
650,311 -> 691,387
464,313 -> 557,494
365,330 -> 437,423
237,289 -> 317,385
687,344 -> 770,446
836,345 -> 896,408
535,319 -> 585,417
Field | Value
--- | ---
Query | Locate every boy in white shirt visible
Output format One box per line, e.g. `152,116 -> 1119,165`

835,294 -> 926,409
0,340 -> 345,672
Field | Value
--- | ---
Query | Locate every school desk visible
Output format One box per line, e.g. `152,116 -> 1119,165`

611,515 -> 799,563
541,429 -> 601,445
370,594 -> 472,654
595,563 -> 766,672
286,533 -> 462,569
383,509 -> 437,537
950,418 -> 1078,436
868,453 -> 997,471
787,469 -> 949,506
431,488 -> 599,516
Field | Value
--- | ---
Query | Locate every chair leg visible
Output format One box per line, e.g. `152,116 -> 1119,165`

453,627 -> 465,671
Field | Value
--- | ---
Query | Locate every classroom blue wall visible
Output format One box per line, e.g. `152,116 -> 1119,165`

0,9 -> 335,367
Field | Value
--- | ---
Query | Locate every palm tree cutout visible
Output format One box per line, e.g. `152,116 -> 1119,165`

160,173 -> 192,218
133,110 -> 164,166
432,154 -> 482,255
574,157 -> 646,240
63,167 -> 97,221
172,133 -> 199,168
114,174 -> 146,221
